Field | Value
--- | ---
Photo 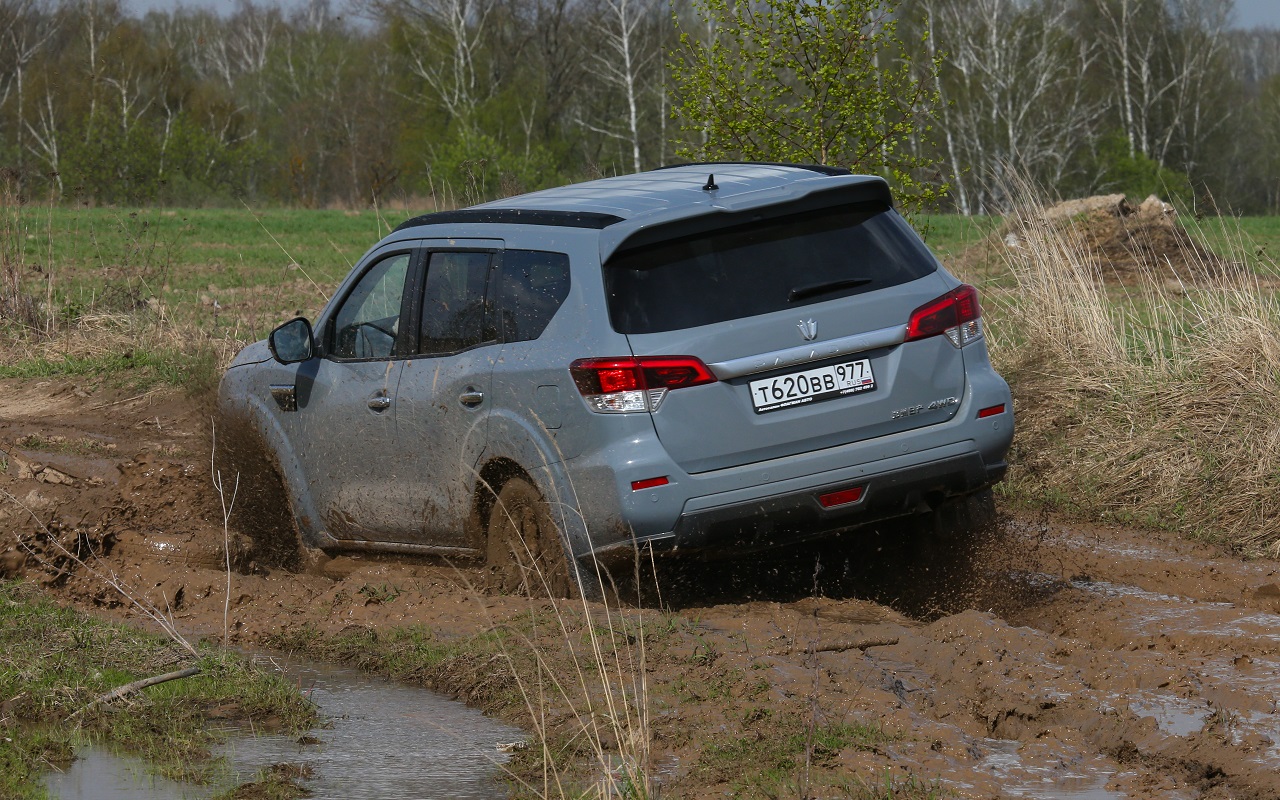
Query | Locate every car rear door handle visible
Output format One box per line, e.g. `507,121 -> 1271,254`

368,394 -> 392,411
460,390 -> 484,408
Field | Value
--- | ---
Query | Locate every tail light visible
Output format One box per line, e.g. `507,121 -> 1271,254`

906,284 -> 983,348
571,356 -> 716,413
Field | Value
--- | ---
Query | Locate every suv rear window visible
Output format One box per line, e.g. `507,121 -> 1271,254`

604,203 -> 938,334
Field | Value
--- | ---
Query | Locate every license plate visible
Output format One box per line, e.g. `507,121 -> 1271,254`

749,359 -> 876,413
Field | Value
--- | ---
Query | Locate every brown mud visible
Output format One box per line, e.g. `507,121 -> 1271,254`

3,378 -> 1280,798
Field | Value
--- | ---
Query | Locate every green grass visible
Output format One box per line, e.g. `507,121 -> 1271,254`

1183,214 -> 1280,273
7,206 -> 424,349
0,346 -> 222,392
15,206 -> 406,283
698,714 -> 932,798
916,213 -> 1000,264
0,581 -> 317,799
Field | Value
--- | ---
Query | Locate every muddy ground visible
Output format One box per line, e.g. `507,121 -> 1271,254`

3,378 -> 1280,798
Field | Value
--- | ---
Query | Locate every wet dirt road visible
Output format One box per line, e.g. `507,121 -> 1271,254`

3,378 -> 1279,798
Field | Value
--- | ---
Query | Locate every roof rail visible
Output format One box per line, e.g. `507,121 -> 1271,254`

393,208 -> 623,233
651,161 -> 853,177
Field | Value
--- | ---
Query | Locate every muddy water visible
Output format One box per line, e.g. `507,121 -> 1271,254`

43,658 -> 522,799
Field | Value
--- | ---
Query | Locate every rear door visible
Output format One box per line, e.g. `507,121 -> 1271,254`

604,203 -> 966,474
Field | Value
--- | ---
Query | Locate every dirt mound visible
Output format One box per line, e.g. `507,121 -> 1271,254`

967,194 -> 1239,284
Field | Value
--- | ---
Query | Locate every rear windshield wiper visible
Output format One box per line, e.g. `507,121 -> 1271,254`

788,278 -> 872,303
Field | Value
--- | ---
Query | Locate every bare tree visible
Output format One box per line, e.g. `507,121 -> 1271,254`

369,0 -> 496,127
917,0 -> 1102,212
2,0 -> 60,176
575,0 -> 661,173
1087,0 -> 1233,169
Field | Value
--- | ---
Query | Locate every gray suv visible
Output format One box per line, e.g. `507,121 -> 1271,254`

217,163 -> 1013,596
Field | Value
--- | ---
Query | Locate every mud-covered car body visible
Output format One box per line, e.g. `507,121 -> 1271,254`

218,163 -> 1013,586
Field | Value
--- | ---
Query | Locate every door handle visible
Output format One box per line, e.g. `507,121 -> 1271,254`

459,390 -> 484,408
368,394 -> 392,411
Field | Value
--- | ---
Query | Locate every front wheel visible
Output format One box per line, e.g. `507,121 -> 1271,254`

485,478 -> 576,599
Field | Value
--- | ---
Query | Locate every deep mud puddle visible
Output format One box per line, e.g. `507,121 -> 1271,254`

44,657 -> 522,800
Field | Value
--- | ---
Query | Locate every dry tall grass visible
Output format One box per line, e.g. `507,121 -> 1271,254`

986,184 -> 1280,556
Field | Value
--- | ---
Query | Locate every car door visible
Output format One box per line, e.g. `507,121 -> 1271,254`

392,243 -> 503,547
285,247 -> 419,541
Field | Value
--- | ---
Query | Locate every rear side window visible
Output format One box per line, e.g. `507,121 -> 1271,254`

604,204 -> 937,334
496,250 -> 571,342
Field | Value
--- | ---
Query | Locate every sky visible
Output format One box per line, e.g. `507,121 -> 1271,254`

1236,0 -> 1280,28
126,0 -> 1280,28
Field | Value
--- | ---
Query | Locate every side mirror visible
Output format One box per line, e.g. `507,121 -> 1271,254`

268,317 -> 315,364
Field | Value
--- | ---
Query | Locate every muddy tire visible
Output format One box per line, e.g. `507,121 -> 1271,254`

485,478 -> 576,599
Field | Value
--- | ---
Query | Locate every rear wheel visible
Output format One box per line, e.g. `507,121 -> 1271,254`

485,478 -> 576,599
904,488 -> 998,615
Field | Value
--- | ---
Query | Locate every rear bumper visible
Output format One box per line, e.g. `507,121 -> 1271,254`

588,450 -> 1005,564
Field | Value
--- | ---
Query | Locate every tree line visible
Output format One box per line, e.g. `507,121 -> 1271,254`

1,0 -> 1279,213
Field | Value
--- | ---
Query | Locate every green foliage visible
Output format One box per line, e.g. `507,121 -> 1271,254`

1087,132 -> 1193,203
669,0 -> 946,208
427,130 -> 564,207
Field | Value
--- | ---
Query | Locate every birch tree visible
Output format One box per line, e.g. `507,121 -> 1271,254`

918,0 -> 1102,213
1085,0 -> 1233,169
576,0 -> 661,173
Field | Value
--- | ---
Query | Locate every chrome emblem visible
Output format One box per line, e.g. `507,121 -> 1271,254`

798,319 -> 818,341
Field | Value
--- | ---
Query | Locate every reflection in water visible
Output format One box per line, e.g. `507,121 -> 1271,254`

44,748 -> 207,800
44,657 -> 522,800
226,658 -> 522,799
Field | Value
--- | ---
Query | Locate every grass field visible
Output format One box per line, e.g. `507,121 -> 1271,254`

7,205 -> 1280,341
9,206 -> 412,340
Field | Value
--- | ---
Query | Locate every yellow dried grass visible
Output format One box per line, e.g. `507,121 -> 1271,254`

989,185 -> 1280,556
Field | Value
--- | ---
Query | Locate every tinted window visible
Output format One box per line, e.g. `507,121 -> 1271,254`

496,250 -> 571,342
604,204 -> 938,334
418,251 -> 493,355
330,252 -> 411,359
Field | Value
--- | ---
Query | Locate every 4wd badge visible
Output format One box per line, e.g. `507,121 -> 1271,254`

798,319 -> 818,341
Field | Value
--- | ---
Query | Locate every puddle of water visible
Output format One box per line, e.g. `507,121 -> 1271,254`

975,740 -> 1130,799
1072,579 -> 1280,644
224,658 -> 523,799
1129,694 -> 1210,736
44,748 -> 209,800
44,657 -> 522,800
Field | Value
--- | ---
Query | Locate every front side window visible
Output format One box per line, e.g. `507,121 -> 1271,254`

330,252 -> 411,359
495,250 -> 571,343
418,251 -> 493,355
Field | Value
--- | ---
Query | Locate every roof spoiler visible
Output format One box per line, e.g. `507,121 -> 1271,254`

600,176 -> 892,264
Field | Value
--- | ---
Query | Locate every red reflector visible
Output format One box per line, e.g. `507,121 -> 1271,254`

977,404 -> 1006,419
631,476 -> 669,491
819,486 -> 864,508
906,284 -> 982,341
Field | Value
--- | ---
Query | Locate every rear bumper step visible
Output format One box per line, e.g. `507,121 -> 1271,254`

587,453 -> 1004,563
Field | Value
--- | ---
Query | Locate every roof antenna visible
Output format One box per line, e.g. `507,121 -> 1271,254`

702,173 -> 718,192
